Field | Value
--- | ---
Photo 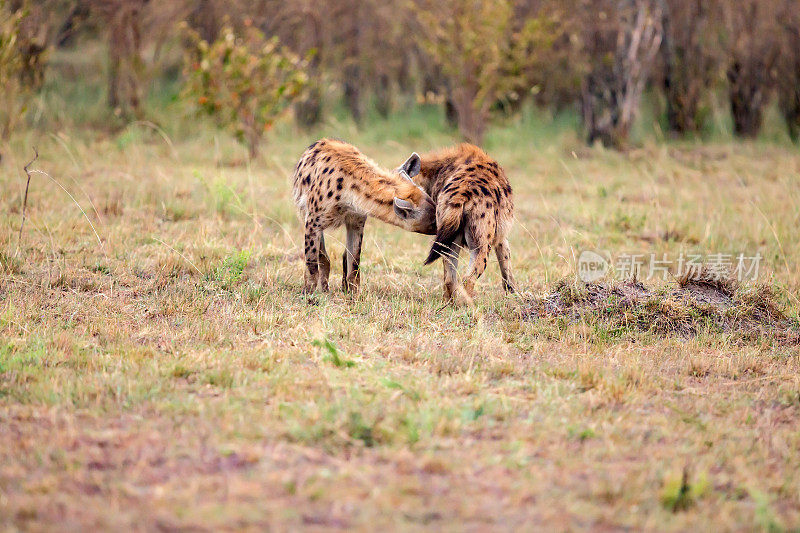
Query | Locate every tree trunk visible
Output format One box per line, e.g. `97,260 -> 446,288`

295,86 -> 322,129
292,3 -> 323,128
780,93 -> 800,142
727,61 -> 767,138
244,117 -> 261,160
342,0 -> 362,124
104,0 -> 146,119
188,0 -> 221,42
344,64 -> 362,124
581,0 -> 665,148
722,0 -> 780,140
777,19 -> 800,142
452,87 -> 486,145
375,73 -> 392,118
661,0 -> 712,135
444,96 -> 458,129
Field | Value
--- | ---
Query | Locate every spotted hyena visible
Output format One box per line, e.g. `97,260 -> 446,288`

415,144 -> 515,305
292,138 -> 436,294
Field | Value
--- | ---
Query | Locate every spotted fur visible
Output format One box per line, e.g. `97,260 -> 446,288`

292,138 -> 436,293
416,144 -> 515,305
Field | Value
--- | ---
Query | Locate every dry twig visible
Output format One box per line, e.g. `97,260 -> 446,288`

16,147 -> 39,256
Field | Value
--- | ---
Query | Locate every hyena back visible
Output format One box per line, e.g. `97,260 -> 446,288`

416,144 -> 515,305
292,138 -> 436,293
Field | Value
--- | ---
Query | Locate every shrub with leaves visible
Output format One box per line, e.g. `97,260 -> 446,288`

183,22 -> 308,159
0,0 -> 29,139
414,0 -> 560,144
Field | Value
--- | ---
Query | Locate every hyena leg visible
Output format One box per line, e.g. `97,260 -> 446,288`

318,233 -> 331,292
342,215 -> 366,293
303,217 -> 322,293
441,240 -> 461,302
495,239 -> 516,293
463,236 -> 491,302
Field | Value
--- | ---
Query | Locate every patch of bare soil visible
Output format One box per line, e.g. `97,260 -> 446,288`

524,272 -> 800,344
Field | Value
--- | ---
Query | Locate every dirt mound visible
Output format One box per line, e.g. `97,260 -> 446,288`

524,273 -> 799,344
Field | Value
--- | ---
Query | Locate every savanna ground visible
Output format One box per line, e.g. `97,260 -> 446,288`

2,49 -> 800,531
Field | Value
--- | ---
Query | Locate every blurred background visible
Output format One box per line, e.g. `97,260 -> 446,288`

1,0 -> 799,157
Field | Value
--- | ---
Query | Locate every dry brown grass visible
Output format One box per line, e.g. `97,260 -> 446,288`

1,124 -> 799,530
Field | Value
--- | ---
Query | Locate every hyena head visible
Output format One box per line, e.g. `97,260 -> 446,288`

392,152 -> 437,235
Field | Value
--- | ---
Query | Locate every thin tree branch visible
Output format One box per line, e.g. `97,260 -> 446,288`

16,147 -> 39,257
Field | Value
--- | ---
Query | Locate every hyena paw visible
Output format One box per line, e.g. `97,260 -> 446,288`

342,274 -> 360,294
302,282 -> 316,295
453,287 -> 474,308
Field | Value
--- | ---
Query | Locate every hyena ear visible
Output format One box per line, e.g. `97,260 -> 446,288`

393,197 -> 415,219
401,152 -> 421,178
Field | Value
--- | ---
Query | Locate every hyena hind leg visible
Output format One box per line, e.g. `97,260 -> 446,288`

495,239 -> 515,293
462,238 -> 491,304
318,233 -> 331,292
303,218 -> 322,294
441,240 -> 462,302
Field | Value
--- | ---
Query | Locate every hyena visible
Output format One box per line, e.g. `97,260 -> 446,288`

415,144 -> 515,305
292,138 -> 436,294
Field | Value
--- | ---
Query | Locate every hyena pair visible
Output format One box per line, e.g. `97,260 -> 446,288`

292,139 -> 515,305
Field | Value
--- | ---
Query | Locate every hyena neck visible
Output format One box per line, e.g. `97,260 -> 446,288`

417,154 -> 458,194
347,159 -> 422,228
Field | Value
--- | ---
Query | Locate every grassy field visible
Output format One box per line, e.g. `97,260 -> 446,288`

2,78 -> 800,529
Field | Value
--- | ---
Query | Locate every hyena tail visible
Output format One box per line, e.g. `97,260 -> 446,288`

424,204 -> 465,265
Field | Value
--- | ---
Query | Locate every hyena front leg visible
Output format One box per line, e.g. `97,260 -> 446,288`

318,233 -> 331,292
303,216 -> 323,293
495,239 -> 515,293
342,215 -> 366,293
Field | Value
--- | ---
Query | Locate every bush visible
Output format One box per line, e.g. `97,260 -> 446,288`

183,21 -> 309,159
414,0 -> 557,144
0,0 -> 31,139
